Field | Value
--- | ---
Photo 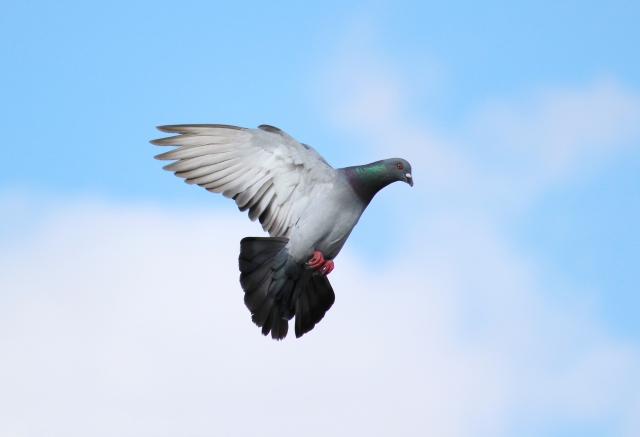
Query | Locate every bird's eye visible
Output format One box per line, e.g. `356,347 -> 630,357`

397,163 -> 403,170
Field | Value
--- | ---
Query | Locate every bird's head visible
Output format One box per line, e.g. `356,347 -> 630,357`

344,158 -> 414,201
384,158 -> 413,187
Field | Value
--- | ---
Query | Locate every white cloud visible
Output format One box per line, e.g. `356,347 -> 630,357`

0,199 -> 638,437
468,79 -> 640,179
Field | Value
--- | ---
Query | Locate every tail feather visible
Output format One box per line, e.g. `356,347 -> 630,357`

239,237 -> 335,340
269,305 -> 289,339
260,304 -> 273,336
295,275 -> 335,338
252,293 -> 274,327
243,273 -> 272,311
239,237 -> 287,260
240,261 -> 273,292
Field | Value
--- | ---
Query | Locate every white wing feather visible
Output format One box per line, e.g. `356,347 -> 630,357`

152,124 -> 335,237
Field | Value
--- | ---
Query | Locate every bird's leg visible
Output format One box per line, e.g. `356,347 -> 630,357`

307,250 -> 334,275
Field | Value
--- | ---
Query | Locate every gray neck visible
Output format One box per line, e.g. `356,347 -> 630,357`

340,161 -> 395,203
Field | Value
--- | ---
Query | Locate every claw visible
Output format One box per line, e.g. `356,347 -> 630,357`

321,260 -> 334,275
308,250 -> 325,269
307,251 -> 334,275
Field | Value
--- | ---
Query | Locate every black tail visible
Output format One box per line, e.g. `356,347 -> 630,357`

239,237 -> 335,340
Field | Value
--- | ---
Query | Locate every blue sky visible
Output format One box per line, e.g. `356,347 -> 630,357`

1,1 -> 639,436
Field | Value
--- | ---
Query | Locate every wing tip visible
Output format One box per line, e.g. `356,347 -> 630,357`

258,124 -> 283,134
156,124 -> 243,133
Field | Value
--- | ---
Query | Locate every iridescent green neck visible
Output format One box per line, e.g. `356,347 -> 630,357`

342,160 -> 394,202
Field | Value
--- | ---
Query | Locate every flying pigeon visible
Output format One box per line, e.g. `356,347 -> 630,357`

151,124 -> 413,340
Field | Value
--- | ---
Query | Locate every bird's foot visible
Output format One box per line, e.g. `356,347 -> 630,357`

307,251 -> 334,275
308,250 -> 325,268
320,260 -> 334,275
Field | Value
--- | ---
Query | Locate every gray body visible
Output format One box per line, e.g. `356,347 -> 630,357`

285,170 -> 364,263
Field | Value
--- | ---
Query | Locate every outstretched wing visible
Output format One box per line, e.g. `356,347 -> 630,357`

152,124 -> 335,237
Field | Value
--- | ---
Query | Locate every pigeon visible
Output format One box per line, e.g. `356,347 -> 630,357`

151,124 -> 413,340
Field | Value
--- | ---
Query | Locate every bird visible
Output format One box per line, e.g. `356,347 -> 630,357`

151,124 -> 413,340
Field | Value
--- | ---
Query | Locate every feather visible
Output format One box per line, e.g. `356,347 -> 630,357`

243,180 -> 273,212
259,154 -> 278,171
240,261 -> 274,294
222,171 -> 269,199
162,151 -> 242,172
174,158 -> 241,180
295,288 -> 310,337
151,134 -> 238,148
239,236 -> 287,260
274,181 -> 297,206
258,124 -> 283,134
184,162 -> 246,185
254,298 -> 274,328
272,200 -> 293,237
270,308 -> 288,340
287,197 -> 307,228
261,200 -> 280,231
244,275 -> 272,312
156,124 -> 245,135
236,176 -> 271,209
199,167 -> 248,189
204,167 -> 261,192
154,143 -> 238,160
249,186 -> 275,221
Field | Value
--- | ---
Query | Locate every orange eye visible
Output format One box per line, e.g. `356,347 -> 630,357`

397,163 -> 403,170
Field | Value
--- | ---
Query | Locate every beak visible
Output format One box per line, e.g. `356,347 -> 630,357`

405,173 -> 413,187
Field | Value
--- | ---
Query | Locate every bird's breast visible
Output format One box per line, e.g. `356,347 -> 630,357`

286,182 -> 366,262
